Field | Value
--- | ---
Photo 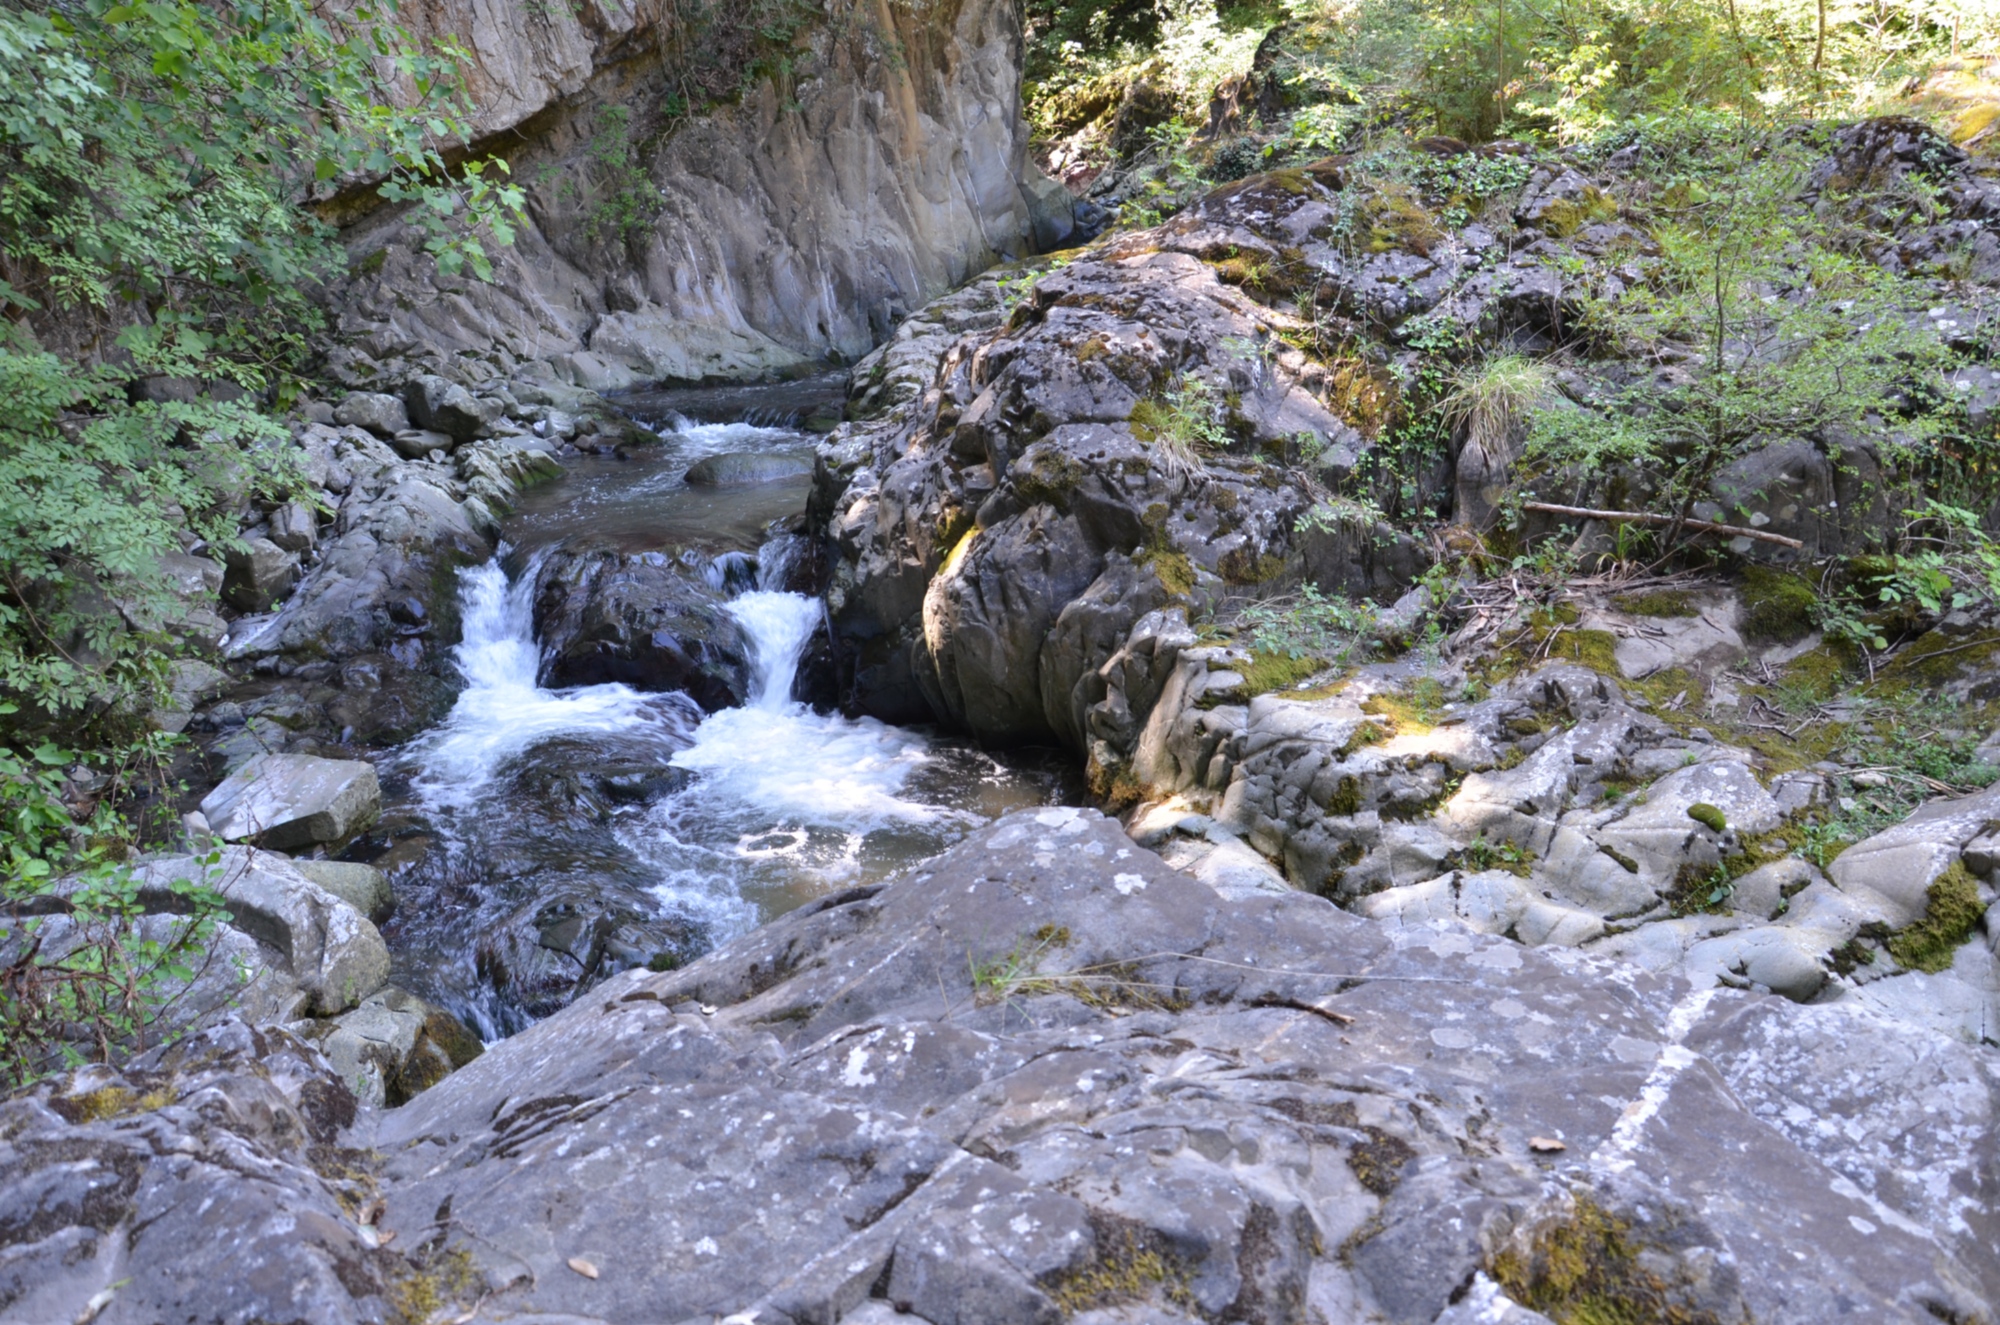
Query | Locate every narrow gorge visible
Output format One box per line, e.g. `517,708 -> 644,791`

6,3 -> 2000,1324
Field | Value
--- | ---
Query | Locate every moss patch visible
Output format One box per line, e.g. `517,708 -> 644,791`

1241,651 -> 1322,697
1740,565 -> 1817,644
1886,862 -> 1987,973
1347,1128 -> 1417,1195
1489,1194 -> 1728,1325
1614,590 -> 1697,618
1046,1215 -> 1198,1316
1685,803 -> 1727,833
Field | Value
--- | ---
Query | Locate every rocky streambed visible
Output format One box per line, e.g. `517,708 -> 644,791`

14,120 -> 2000,1324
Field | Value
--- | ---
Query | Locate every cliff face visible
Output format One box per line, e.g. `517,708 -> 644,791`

324,0 -> 1079,389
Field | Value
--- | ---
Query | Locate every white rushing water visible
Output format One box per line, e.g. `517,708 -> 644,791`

409,555 -> 697,813
407,541 -> 963,936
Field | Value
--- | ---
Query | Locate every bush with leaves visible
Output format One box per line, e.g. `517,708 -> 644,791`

0,1 -> 523,732
1524,142 -> 1950,550
1,704 -> 233,1090
0,2 -> 522,1083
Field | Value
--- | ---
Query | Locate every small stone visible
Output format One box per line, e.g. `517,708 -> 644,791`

1528,1136 -> 1566,1153
567,1257 -> 599,1279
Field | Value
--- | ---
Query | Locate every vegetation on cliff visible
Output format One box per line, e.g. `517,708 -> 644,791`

0,0 -> 518,1084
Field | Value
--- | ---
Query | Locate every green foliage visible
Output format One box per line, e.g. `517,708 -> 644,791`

579,105 -> 662,249
1232,583 -> 1378,665
1130,374 -> 1232,476
1,710 -> 232,1089
0,1 -> 522,728
1527,144 -> 1949,550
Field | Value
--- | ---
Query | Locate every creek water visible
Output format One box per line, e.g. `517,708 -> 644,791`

369,384 -> 1079,1038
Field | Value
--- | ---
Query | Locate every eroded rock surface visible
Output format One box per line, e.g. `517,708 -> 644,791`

15,809 -> 1987,1324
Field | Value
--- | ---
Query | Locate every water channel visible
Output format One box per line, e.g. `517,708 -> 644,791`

363,378 -> 1080,1038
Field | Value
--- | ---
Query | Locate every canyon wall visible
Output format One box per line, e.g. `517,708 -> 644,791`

322,0 -> 1081,389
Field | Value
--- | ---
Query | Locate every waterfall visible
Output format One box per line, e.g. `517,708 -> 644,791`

411,554 -> 695,811
727,590 -> 823,709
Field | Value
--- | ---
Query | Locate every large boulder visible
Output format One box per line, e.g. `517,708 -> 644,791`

8,811 -> 1996,1322
530,542 -> 749,707
220,536 -> 299,612
135,849 -> 392,1016
200,753 -> 382,851
683,450 -> 815,486
331,389 -> 409,437
402,373 -> 494,443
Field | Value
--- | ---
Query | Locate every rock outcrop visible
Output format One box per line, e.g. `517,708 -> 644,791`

9,809 -> 1993,1323
322,0 -> 1086,393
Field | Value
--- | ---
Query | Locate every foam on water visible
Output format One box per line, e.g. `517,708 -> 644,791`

408,556 -> 696,813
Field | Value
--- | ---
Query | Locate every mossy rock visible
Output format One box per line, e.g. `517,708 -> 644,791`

1240,650 -> 1321,697
1886,862 -> 1987,973
1490,1194 -> 1730,1325
1614,590 -> 1696,618
1739,565 -> 1817,645
1686,802 -> 1728,833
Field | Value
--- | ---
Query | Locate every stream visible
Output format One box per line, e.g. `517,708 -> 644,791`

362,379 -> 1080,1038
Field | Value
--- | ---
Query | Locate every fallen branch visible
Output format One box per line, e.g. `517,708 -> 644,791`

1522,502 -> 1804,550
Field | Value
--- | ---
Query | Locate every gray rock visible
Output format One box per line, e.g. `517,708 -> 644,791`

1829,783 -> 2000,925
150,658 -> 227,735
331,389 -> 409,437
682,450 -> 816,486
134,848 -> 391,1016
312,985 -> 483,1107
389,426 -> 457,458
267,496 -> 320,552
10,811 -> 1995,1322
293,859 -> 394,923
0,1022 -> 391,1325
200,752 -> 382,850
221,536 -> 299,612
403,373 -> 493,442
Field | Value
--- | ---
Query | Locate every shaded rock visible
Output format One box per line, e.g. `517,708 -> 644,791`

331,390 -> 409,437
403,373 -> 493,443
200,753 -> 382,851
267,496 -> 321,553
221,536 -> 299,612
531,543 -> 749,707
312,985 -> 483,1108
683,450 -> 816,487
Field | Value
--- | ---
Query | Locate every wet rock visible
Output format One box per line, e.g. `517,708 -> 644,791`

531,543 -> 749,707
683,450 -> 816,486
221,536 -> 300,612
331,389 -> 409,437
255,463 -> 494,663
200,753 -> 382,851
312,985 -> 483,1107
